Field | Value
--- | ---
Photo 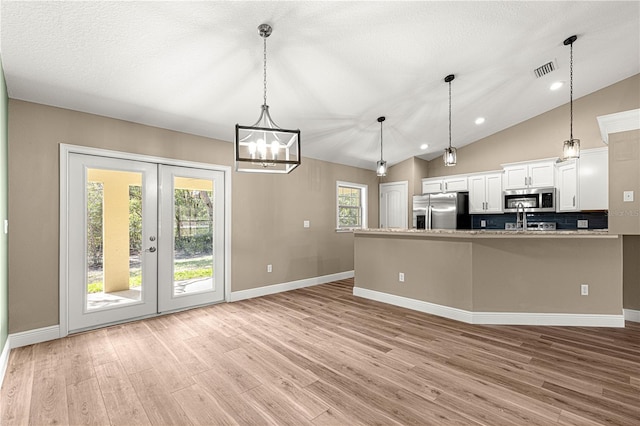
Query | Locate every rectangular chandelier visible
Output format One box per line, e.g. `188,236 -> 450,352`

235,123 -> 300,174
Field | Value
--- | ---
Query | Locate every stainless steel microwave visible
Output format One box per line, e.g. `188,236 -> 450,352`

503,187 -> 556,212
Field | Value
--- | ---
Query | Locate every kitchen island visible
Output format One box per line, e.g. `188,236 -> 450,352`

353,228 -> 624,327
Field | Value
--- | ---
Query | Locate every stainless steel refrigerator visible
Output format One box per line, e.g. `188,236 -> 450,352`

412,192 -> 470,230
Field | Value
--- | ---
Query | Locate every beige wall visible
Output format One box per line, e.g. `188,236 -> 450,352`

472,238 -> 622,314
8,99 -> 378,333
623,236 -> 640,311
354,233 -> 623,315
354,234 -> 473,310
428,74 -> 640,177
608,130 -> 640,235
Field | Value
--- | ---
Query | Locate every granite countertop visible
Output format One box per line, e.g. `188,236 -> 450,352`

354,228 -> 616,239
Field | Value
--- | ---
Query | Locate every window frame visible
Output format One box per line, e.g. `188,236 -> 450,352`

336,181 -> 368,231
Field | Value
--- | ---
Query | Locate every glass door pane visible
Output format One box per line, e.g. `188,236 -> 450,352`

86,169 -> 143,310
68,154 -> 158,332
172,176 -> 213,296
158,165 -> 224,312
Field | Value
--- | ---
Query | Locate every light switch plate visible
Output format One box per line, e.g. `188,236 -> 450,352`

623,191 -> 634,202
303,220 -> 310,228
577,220 -> 588,229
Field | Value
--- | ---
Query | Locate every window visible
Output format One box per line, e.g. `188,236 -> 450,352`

336,181 -> 368,230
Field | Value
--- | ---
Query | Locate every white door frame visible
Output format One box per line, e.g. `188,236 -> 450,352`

379,181 -> 409,229
59,144 -> 232,337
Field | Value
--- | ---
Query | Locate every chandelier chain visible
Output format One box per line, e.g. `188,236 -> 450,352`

263,35 -> 268,106
569,41 -> 573,141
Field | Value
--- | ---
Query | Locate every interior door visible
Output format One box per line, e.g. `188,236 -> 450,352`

380,181 -> 408,228
68,154 -> 158,332
158,165 -> 225,312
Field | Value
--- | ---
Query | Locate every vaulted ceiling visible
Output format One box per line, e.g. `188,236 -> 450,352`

1,1 -> 638,170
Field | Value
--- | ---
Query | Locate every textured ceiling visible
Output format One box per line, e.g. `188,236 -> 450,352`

1,1 -> 639,170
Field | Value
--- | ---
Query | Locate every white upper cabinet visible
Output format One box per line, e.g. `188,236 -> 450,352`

503,160 -> 555,189
468,172 -> 503,214
578,148 -> 608,210
422,175 -> 468,194
556,159 -> 579,212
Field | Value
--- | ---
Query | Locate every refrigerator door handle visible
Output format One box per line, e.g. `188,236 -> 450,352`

427,205 -> 432,230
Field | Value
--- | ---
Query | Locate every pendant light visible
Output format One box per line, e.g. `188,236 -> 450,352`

235,24 -> 301,173
443,74 -> 457,167
562,35 -> 580,160
376,116 -> 387,177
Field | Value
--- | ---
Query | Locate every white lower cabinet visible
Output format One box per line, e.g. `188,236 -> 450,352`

556,159 -> 579,212
468,172 -> 503,214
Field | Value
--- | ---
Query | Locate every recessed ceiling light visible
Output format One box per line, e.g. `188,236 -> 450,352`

475,117 -> 485,125
550,81 -> 564,91
420,143 -> 429,150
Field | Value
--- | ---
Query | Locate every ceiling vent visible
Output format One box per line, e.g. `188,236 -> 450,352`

533,60 -> 557,78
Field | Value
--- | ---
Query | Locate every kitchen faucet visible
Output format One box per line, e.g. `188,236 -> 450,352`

516,202 -> 527,230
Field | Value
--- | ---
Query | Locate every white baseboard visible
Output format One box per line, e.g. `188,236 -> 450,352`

0,337 -> 11,390
9,325 -> 61,349
229,270 -> 354,302
353,286 -> 473,323
353,287 -> 625,328
624,309 -> 640,323
473,312 -> 625,327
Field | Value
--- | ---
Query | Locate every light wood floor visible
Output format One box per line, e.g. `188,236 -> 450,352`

2,278 -> 640,425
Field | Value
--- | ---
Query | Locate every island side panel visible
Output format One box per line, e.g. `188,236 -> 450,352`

354,234 -> 473,311
471,237 -> 623,314
623,235 -> 640,312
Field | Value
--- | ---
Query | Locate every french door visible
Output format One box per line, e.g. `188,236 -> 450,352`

67,153 -> 225,332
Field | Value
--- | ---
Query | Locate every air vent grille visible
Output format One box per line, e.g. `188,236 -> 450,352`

533,61 -> 556,78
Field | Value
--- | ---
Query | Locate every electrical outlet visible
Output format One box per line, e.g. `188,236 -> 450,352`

267,264 -> 273,273
577,220 -> 588,229
623,191 -> 634,202
581,284 -> 589,296
303,220 -> 310,228
480,220 -> 487,228
399,272 -> 405,282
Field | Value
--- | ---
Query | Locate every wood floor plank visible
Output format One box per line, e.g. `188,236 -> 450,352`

66,377 -> 110,426
1,346 -> 35,425
171,383 -> 235,425
3,278 -> 640,425
129,368 -> 193,425
94,361 -> 151,425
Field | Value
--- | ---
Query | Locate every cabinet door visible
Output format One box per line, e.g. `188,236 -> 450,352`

556,161 -> 578,212
443,176 -> 468,192
422,179 -> 443,194
503,165 -> 528,189
579,148 -> 608,210
484,173 -> 504,213
468,175 -> 487,213
528,162 -> 555,188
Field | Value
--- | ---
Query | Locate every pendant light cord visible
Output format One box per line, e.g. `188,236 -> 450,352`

448,80 -> 452,149
569,41 -> 573,141
381,120 -> 385,160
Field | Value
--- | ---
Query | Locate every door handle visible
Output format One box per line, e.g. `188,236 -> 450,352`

573,196 -> 575,207
146,247 -> 156,253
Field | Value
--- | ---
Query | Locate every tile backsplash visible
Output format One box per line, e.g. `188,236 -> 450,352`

471,211 -> 608,230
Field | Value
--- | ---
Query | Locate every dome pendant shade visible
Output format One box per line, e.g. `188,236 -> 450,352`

235,24 -> 301,174
443,74 -> 457,167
